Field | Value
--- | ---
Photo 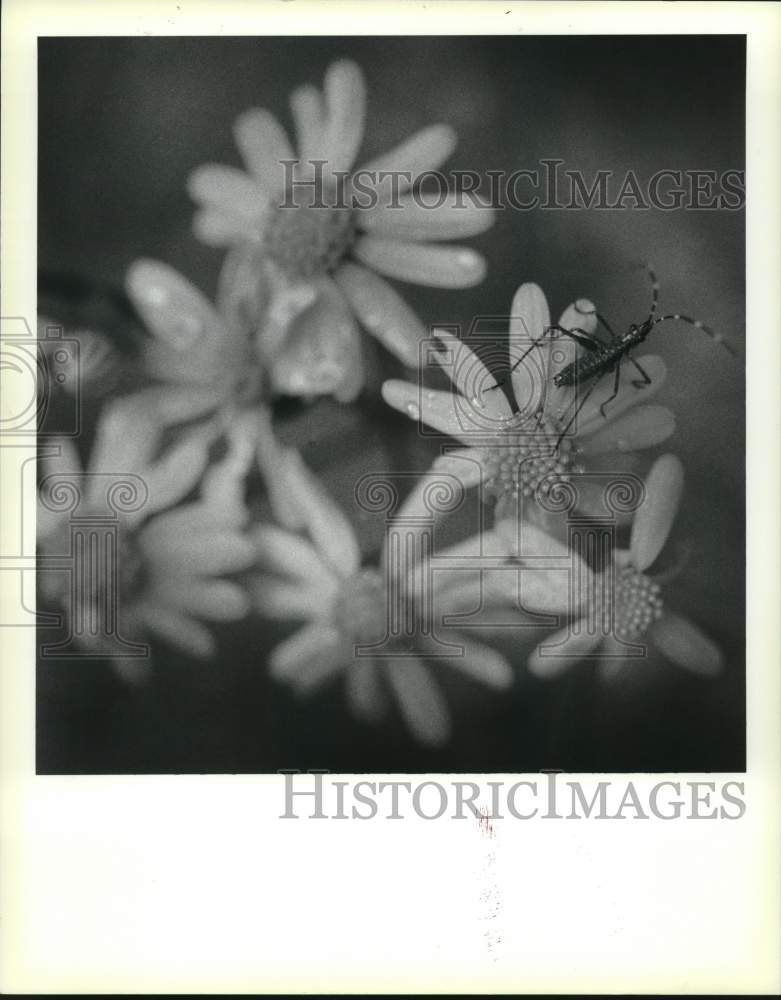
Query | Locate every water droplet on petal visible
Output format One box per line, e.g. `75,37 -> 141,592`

405,401 -> 421,420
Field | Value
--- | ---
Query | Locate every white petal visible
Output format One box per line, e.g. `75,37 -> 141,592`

630,453 -> 684,571
252,523 -> 339,593
346,660 -> 387,723
649,613 -> 723,676
264,450 -> 361,579
268,277 -> 365,403
357,124 -> 457,186
529,624 -> 602,678
252,575 -> 331,620
187,163 -> 266,218
87,395 -> 160,492
320,59 -> 366,177
576,405 -> 676,456
269,622 -> 345,682
419,632 -> 513,689
139,523 -> 255,575
334,263 -> 424,368
495,520 -> 591,614
573,355 -> 668,436
154,578 -> 250,621
357,192 -> 494,242
381,379 -> 472,443
508,283 -> 551,418
143,425 -> 215,515
192,208 -> 260,247
138,603 -> 216,659
290,83 -> 325,163
558,298 -> 598,338
384,657 -> 451,746
233,108 -> 291,197
354,237 -> 486,288
429,328 -> 511,422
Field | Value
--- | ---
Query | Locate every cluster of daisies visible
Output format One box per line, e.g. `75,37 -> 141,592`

37,59 -> 723,746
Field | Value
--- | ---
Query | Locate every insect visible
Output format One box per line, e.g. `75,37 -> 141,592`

491,263 -> 737,449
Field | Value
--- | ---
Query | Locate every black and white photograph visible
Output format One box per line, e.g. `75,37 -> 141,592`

35,32 -> 746,774
2,2 -> 780,994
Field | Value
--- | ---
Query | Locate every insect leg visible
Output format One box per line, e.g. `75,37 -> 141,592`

629,356 -> 652,388
599,360 -> 623,419
487,334 -> 550,392
554,377 -> 599,452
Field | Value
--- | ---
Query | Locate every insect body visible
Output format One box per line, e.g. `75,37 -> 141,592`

493,263 -> 737,448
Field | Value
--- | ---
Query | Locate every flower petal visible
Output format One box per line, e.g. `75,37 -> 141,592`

346,659 -> 387,722
334,262 -> 424,367
419,632 -> 513,689
187,163 -> 266,219
138,603 -> 216,658
558,298 -> 598,338
429,328 -> 512,423
354,236 -> 486,288
649,613 -> 723,676
157,578 -> 250,621
252,523 -> 339,593
357,124 -> 457,187
268,277 -> 365,403
127,259 -> 238,389
139,523 -> 255,575
320,59 -> 366,177
576,404 -> 676,456
528,624 -> 602,679
193,208 -> 261,248
290,83 -> 325,163
357,192 -> 493,242
508,283 -> 551,417
271,450 -> 361,579
143,424 -> 215,515
87,394 -> 160,487
495,520 -> 591,614
252,575 -> 332,620
269,622 -> 345,681
233,108 -> 292,197
630,453 -> 684,571
384,656 -> 451,746
568,355 -> 668,437
381,379 -> 468,442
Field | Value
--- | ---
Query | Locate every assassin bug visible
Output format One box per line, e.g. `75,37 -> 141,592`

490,263 -> 737,449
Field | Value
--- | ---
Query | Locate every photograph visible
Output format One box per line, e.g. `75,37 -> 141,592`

35,33 -> 745,775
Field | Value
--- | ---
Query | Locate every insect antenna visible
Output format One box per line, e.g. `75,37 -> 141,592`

653,313 -> 738,357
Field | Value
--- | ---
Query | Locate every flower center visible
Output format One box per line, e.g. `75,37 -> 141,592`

263,204 -> 355,280
612,566 -> 663,640
331,569 -> 388,645
481,414 -> 573,501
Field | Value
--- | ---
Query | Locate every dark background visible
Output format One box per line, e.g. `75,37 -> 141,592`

37,35 -> 745,773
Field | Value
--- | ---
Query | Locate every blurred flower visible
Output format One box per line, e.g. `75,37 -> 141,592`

37,392 -> 258,680
188,58 -> 493,401
251,419 -> 514,746
125,258 -> 258,411
382,282 -> 675,520
498,454 -> 723,681
37,316 -> 122,398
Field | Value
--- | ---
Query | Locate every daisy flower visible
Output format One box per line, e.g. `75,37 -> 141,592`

382,282 -> 676,522
188,58 -> 493,401
37,391 -> 258,679
498,453 -> 723,681
251,420 -> 514,746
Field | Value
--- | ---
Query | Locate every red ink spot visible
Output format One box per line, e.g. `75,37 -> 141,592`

478,806 -> 495,839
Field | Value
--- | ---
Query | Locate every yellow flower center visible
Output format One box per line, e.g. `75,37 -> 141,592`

263,204 -> 355,280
